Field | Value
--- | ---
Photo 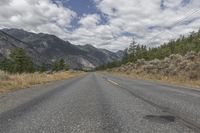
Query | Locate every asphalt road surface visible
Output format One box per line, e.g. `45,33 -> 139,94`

0,73 -> 200,133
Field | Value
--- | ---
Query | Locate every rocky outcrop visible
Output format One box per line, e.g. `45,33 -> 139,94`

112,51 -> 200,80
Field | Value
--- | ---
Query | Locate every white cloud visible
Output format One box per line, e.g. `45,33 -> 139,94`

0,0 -> 11,5
79,14 -> 100,28
67,0 -> 200,51
0,0 -> 76,37
92,0 -> 200,49
0,0 -> 200,51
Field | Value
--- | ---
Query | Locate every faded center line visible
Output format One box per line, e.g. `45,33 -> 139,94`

107,79 -> 120,86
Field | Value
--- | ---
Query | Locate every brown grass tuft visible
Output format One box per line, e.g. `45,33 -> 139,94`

0,71 -> 85,94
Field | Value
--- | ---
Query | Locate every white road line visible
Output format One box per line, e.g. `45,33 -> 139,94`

107,79 -> 120,86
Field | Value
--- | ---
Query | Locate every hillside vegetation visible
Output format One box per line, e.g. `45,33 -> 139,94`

97,29 -> 200,70
101,29 -> 200,87
123,30 -> 200,63
0,48 -> 69,73
110,51 -> 200,80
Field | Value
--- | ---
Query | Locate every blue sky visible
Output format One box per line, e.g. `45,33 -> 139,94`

0,0 -> 200,51
60,0 -> 98,15
53,0 -> 109,29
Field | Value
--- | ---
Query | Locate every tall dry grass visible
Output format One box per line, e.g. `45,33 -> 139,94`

0,71 -> 84,94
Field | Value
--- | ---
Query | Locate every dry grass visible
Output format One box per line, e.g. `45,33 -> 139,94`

109,71 -> 200,89
0,71 -> 85,94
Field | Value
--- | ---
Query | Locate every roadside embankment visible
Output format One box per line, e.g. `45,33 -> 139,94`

0,71 -> 85,94
108,51 -> 200,88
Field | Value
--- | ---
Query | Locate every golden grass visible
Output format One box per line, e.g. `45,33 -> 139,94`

109,71 -> 200,89
0,71 -> 85,94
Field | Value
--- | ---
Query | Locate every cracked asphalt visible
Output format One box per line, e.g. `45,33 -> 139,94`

0,73 -> 199,133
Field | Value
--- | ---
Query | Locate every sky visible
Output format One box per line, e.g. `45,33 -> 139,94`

0,0 -> 200,51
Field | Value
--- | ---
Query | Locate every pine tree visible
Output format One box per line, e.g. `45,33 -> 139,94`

52,59 -> 69,71
102,29 -> 200,70
0,58 -> 13,72
10,48 -> 35,73
52,61 -> 59,71
58,59 -> 65,70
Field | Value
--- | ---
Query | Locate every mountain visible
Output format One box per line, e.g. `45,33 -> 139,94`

115,50 -> 124,58
1,28 -> 123,69
0,31 -> 44,65
78,44 -> 121,64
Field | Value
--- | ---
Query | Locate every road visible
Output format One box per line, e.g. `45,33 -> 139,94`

0,73 -> 200,133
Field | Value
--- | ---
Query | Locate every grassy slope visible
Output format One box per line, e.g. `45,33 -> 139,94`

0,71 -> 85,94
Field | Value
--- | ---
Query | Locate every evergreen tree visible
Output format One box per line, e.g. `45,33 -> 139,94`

10,48 -> 35,73
52,61 -> 59,71
97,28 -> 200,70
0,58 -> 13,72
58,59 -> 65,70
52,59 -> 69,71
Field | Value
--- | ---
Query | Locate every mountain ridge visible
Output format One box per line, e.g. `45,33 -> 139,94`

0,28 -> 123,69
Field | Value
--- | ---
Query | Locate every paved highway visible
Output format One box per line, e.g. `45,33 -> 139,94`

0,73 -> 200,133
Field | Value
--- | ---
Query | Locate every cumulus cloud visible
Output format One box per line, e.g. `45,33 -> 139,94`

79,14 -> 100,27
67,0 -> 200,51
100,0 -> 200,49
0,0 -> 11,5
0,0 -> 76,37
0,0 -> 200,51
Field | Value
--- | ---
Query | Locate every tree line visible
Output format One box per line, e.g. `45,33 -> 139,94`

97,29 -> 200,70
0,48 -> 69,73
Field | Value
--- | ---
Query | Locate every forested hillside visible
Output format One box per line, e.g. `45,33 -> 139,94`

97,29 -> 200,70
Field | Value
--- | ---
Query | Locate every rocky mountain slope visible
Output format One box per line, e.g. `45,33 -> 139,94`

0,31 -> 44,65
1,28 -> 123,69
